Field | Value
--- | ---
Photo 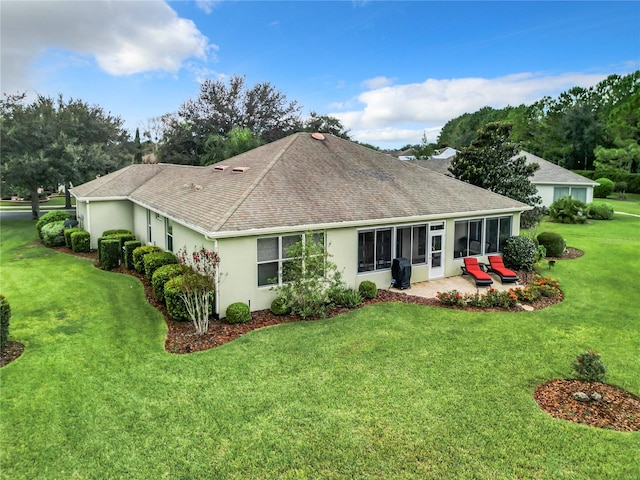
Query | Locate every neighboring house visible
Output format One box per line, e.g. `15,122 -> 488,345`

431,147 -> 459,161
417,150 -> 597,207
71,133 -> 529,318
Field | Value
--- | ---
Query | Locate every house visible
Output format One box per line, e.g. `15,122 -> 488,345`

417,149 -> 597,207
431,147 -> 459,161
71,133 -> 529,318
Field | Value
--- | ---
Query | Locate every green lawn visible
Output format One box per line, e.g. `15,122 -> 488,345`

599,192 -> 640,216
1,218 -> 639,479
0,196 -> 75,209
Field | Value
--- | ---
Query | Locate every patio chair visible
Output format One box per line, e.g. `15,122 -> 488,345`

461,257 -> 493,287
485,255 -> 519,284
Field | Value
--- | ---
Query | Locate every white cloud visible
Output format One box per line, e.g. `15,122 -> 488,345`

1,0 -> 213,92
195,0 -> 220,14
362,76 -> 394,89
333,72 -> 611,148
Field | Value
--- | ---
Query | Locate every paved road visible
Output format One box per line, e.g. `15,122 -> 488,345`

0,209 -> 76,221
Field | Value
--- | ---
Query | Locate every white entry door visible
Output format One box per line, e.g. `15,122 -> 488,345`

429,223 -> 445,278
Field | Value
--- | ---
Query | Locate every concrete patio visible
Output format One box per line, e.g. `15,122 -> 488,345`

389,273 -> 520,299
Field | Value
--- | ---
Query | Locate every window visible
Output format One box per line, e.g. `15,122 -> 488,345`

396,224 -> 427,265
571,187 -> 587,203
553,187 -> 570,202
454,219 -> 483,258
147,210 -> 152,243
257,233 -> 323,287
166,218 -> 173,252
554,186 -> 588,203
358,228 -> 392,272
454,217 -> 512,258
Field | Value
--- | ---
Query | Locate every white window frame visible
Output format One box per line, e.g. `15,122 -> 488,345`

257,232 -> 325,287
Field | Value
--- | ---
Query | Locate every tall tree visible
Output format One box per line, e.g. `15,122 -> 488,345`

201,127 -> 264,165
133,128 -> 143,164
300,112 -> 351,139
1,93 -> 131,217
160,75 -> 301,164
449,122 -> 542,228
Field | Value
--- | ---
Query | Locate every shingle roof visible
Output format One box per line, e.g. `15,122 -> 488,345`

72,133 -> 528,235
416,150 -> 598,187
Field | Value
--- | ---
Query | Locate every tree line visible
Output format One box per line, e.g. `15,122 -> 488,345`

435,71 -> 639,173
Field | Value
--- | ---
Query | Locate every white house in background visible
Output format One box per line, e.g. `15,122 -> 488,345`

71,133 -> 530,318
418,149 -> 597,207
431,147 -> 459,161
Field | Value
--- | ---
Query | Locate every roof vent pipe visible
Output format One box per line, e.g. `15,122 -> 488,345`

311,132 -> 325,141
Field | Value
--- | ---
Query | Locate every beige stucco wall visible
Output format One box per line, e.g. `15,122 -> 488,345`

80,200 -> 133,249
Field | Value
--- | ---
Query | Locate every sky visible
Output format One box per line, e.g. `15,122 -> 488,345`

1,1 -> 639,150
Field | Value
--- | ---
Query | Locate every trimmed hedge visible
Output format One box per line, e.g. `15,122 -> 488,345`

98,233 -> 136,264
70,231 -> 91,252
151,264 -> 190,303
101,238 -> 121,270
123,240 -> 142,269
226,302 -> 251,324
502,236 -> 537,271
0,294 -> 11,351
132,246 -> 162,273
36,211 -> 72,238
63,228 -> 83,248
574,170 -> 640,194
41,221 -> 66,247
587,202 -> 614,220
537,232 -> 566,257
358,280 -> 378,299
102,229 -> 132,237
143,251 -> 178,281
594,178 -> 615,198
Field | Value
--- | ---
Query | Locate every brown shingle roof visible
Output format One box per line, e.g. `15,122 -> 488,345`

72,133 -> 528,235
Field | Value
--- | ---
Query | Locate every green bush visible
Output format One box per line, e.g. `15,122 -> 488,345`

226,302 -> 251,324
102,229 -> 132,237
70,231 -> 91,252
41,221 -> 66,247
152,264 -> 190,303
573,350 -> 607,383
548,196 -> 587,224
98,233 -> 135,264
165,275 -> 190,322
536,232 -> 566,257
164,274 -> 214,322
0,294 -> 11,351
100,238 -> 121,270
534,244 -> 547,264
143,251 -> 178,281
593,178 -> 615,198
132,245 -> 162,273
63,228 -> 83,248
330,287 -> 362,308
502,236 -> 536,272
587,202 -> 614,220
123,240 -> 142,269
36,211 -> 72,238
574,170 -> 640,194
270,297 -> 291,316
358,280 -> 378,299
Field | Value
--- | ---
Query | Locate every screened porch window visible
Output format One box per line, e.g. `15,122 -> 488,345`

358,228 -> 392,272
396,224 -> 427,265
454,219 -> 484,258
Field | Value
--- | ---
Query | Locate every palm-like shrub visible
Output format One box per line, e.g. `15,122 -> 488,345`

548,196 -> 587,224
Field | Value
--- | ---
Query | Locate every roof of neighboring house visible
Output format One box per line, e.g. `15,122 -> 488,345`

71,133 -> 528,236
431,147 -> 458,160
416,149 -> 598,186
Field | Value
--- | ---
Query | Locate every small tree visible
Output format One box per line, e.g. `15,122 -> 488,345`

273,232 -> 345,318
175,246 -> 220,335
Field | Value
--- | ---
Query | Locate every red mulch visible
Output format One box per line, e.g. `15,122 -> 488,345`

534,379 -> 640,431
3,245 -> 638,430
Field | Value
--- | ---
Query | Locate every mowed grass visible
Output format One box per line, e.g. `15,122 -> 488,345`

1,218 -> 639,479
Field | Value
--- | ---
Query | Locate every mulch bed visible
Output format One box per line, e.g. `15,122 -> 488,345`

7,244 -> 638,430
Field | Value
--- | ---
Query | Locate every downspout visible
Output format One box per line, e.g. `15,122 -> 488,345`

205,235 -> 220,319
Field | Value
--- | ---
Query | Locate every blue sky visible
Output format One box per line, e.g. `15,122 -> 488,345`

2,1 -> 639,149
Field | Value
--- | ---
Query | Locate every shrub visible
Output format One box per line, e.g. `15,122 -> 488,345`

164,275 -> 190,322
226,302 -> 251,324
41,221 -> 66,247
573,350 -> 607,383
528,275 -> 561,298
100,238 -> 121,270
593,178 -> 614,198
436,290 -> 465,307
483,288 -> 518,309
534,244 -> 547,264
330,287 -> 362,308
270,297 -> 291,315
548,196 -> 587,224
358,280 -> 378,299
132,245 -> 162,273
502,236 -> 536,271
36,210 -> 72,238
143,251 -> 178,281
0,294 -> 11,351
63,227 -> 83,248
70,231 -> 91,252
102,229 -> 132,237
587,202 -> 614,220
164,274 -> 214,322
152,264 -> 189,302
98,233 -> 135,264
123,240 -> 142,269
614,181 -> 628,199
537,232 -> 566,257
